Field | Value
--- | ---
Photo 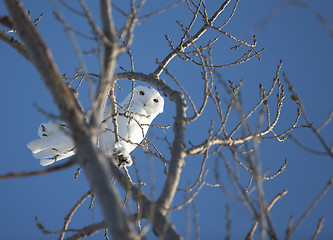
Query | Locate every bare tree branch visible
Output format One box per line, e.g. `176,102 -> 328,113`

0,30 -> 30,61
106,154 -> 182,240
153,0 -> 233,77
92,0 -> 120,125
0,158 -> 77,180
2,1 -> 332,239
311,217 -> 325,240
113,72 -> 187,214
4,1 -> 138,239
139,0 -> 185,19
286,177 -> 333,239
65,221 -> 106,240
283,73 -> 333,159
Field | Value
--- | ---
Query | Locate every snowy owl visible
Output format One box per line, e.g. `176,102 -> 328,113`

27,86 -> 164,167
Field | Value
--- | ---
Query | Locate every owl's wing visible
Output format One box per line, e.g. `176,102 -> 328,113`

27,122 -> 75,166
37,121 -> 68,138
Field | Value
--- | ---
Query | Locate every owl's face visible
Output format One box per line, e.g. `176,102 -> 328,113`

133,86 -> 164,116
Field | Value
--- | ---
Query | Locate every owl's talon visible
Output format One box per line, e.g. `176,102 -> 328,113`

113,153 -> 133,168
112,142 -> 133,167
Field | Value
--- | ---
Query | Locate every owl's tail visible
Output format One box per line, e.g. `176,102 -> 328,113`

27,122 -> 76,166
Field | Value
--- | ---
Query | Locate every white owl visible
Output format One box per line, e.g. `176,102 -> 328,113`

27,86 -> 165,167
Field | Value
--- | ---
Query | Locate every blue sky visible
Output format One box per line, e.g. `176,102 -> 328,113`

1,0 -> 333,239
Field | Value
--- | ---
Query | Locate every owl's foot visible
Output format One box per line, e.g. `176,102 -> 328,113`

113,152 -> 133,168
112,142 -> 133,168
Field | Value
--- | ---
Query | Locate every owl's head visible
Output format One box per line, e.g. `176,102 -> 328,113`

132,86 -> 164,116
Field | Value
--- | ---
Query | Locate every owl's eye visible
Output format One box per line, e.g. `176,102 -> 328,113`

139,91 -> 145,96
153,99 -> 159,103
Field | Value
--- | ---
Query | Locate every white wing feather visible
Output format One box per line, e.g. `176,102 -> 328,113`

27,123 -> 75,166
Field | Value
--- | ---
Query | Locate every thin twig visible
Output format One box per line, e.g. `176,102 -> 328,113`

0,158 -> 77,180
139,0 -> 185,19
59,190 -> 93,240
311,216 -> 325,240
286,177 -> 333,239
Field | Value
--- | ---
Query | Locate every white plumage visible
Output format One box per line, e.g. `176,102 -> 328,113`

27,86 -> 164,167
